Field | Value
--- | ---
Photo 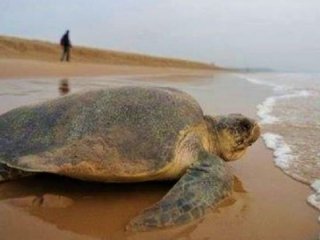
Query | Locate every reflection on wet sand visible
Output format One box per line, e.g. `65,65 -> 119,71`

59,79 -> 70,95
10,194 -> 74,209
0,175 -> 168,235
0,174 -> 243,239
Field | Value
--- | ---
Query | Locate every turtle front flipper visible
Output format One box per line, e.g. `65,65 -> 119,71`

128,151 -> 233,231
0,163 -> 34,182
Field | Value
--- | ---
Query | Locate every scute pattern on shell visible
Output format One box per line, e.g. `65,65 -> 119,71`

0,86 -> 204,175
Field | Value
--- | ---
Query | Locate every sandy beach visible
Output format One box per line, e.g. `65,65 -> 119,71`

0,38 -> 319,240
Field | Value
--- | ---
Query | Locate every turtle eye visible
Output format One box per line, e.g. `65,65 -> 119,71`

240,119 -> 252,131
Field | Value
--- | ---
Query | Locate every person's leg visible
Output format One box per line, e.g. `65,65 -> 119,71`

61,47 -> 68,61
66,47 -> 70,62
61,48 -> 65,61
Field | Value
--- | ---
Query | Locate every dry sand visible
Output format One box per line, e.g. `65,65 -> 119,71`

0,37 -> 319,240
0,35 -> 218,70
0,35 -> 219,80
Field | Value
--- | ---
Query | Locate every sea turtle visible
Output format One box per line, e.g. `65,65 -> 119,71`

0,86 -> 260,231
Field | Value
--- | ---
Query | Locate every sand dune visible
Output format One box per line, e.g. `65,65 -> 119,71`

0,35 -> 218,70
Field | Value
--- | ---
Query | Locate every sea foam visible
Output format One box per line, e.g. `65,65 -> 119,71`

257,90 -> 311,124
257,97 -> 279,124
308,179 -> 320,221
238,74 -> 312,125
243,76 -> 280,88
262,133 -> 294,170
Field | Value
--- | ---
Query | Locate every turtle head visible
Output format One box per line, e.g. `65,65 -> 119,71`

205,114 -> 260,161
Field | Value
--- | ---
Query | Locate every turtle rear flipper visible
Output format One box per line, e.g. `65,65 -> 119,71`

0,163 -> 34,182
127,151 -> 233,231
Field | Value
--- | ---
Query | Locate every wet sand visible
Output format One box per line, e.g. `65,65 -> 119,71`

0,59 -> 218,80
0,72 -> 319,240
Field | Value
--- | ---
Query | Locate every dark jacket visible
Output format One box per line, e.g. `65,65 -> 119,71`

60,33 -> 71,47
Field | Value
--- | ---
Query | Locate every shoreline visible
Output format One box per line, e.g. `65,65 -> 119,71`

239,72 -> 320,218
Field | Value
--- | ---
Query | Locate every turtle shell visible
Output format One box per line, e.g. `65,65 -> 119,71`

0,86 -> 204,181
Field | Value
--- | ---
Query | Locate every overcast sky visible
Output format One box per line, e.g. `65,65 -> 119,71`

1,0 -> 320,71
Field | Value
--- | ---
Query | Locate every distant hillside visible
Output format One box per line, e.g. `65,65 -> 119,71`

0,35 -> 219,70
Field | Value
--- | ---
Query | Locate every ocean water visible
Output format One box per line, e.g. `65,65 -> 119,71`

239,72 -> 320,219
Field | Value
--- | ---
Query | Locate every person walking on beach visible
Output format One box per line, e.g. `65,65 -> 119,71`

60,30 -> 72,62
